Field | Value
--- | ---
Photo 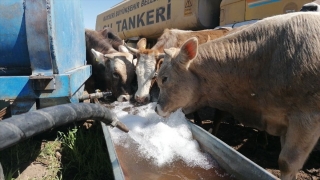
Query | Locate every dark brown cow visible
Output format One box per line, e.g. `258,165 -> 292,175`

85,28 -> 135,101
155,12 -> 320,179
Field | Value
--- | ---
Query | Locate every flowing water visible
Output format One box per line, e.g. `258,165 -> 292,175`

109,102 -> 236,180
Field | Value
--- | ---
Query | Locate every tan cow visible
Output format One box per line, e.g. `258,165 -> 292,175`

155,12 -> 320,180
125,28 -> 231,103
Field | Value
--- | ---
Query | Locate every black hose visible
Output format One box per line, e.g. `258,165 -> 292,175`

0,162 -> 3,180
0,103 -> 129,151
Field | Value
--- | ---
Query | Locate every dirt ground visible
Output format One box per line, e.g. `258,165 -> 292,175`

192,107 -> 320,180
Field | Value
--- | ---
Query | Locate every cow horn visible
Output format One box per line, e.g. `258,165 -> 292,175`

163,48 -> 175,58
104,54 -> 115,59
91,48 -> 105,63
124,43 -> 139,54
118,45 -> 129,53
206,35 -> 211,43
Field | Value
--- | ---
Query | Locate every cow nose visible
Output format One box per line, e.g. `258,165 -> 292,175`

135,95 -> 148,103
122,97 -> 128,101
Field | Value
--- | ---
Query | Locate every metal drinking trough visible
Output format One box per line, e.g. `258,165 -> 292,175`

102,120 -> 279,180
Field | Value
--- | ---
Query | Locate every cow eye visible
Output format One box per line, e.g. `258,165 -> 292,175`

162,77 -> 167,84
113,72 -> 119,78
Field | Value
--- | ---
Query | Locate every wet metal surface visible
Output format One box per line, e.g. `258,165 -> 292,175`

115,144 -> 235,180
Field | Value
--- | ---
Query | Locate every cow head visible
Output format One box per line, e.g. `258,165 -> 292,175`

300,1 -> 320,12
155,37 -> 200,117
125,38 -> 164,103
91,45 -> 135,102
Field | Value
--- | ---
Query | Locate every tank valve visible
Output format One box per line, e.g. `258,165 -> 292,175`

79,91 -> 112,101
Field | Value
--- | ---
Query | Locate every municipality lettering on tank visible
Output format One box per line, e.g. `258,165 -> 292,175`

102,0 -> 171,32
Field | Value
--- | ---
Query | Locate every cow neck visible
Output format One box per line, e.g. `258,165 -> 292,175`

150,56 -> 163,89
191,32 -> 262,80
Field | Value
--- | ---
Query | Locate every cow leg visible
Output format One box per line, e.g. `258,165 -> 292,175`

193,111 -> 202,126
256,131 -> 268,149
210,109 -> 234,136
209,109 -> 224,135
278,114 -> 320,180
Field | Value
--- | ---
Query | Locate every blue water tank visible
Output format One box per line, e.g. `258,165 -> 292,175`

0,0 -> 91,115
0,0 -> 86,76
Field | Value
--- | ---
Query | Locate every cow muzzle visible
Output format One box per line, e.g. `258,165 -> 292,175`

155,104 -> 170,117
135,94 -> 150,104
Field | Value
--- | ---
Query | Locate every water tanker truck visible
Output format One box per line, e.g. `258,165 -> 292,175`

96,0 -> 312,47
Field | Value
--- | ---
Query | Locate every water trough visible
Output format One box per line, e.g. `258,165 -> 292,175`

101,102 -> 279,180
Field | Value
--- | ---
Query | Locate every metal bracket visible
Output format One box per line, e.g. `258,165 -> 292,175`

29,75 -> 55,90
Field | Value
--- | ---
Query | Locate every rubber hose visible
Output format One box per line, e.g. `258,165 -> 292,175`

0,162 -> 3,180
0,103 -> 129,151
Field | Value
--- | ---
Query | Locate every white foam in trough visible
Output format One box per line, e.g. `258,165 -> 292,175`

109,102 -> 217,169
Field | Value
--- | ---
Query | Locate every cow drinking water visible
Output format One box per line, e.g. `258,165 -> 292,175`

125,28 -> 231,103
155,12 -> 320,180
125,28 -> 233,134
85,28 -> 135,102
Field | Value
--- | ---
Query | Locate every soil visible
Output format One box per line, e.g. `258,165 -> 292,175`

191,107 -> 320,180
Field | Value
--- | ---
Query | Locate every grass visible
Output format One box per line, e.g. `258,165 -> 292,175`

58,123 -> 114,180
0,122 -> 114,180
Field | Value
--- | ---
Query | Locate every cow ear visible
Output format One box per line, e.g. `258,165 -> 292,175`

91,48 -> 105,63
178,37 -> 198,66
118,45 -> 129,53
100,28 -> 109,37
137,38 -> 147,49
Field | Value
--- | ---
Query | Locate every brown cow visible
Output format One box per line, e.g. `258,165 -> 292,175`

125,28 -> 234,133
85,28 -> 135,101
155,12 -> 320,179
125,28 -> 231,103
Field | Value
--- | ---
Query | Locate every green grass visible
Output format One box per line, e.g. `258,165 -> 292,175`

0,122 -> 114,180
0,138 -> 43,180
58,123 -> 114,180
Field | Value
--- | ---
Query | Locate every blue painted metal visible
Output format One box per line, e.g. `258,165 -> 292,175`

0,0 -> 91,115
0,0 -> 31,76
25,0 -> 54,76
49,0 -> 87,73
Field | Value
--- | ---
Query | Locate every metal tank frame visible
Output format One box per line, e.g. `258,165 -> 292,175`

0,0 -> 91,115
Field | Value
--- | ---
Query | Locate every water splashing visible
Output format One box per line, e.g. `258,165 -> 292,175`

110,102 -> 216,169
